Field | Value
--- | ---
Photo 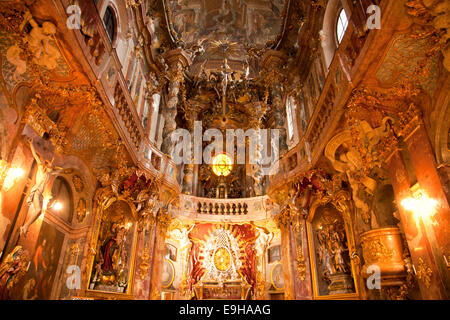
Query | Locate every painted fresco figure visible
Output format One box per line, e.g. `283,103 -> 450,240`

20,138 -> 63,238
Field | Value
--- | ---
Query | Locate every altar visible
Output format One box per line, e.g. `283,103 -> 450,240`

193,280 -> 251,300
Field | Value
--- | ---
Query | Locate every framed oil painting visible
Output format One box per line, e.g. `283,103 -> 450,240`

24,221 -> 65,299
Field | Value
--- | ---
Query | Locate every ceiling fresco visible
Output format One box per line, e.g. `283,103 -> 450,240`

165,0 -> 287,61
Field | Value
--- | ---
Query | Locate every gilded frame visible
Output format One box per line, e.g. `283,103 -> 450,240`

84,196 -> 139,299
270,262 -> 284,291
161,258 -> 175,289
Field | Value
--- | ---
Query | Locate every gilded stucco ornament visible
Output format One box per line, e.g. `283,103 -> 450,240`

416,258 -> 433,288
405,0 -> 450,72
361,239 -> 394,264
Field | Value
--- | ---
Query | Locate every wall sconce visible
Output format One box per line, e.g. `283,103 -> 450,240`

52,201 -> 63,211
2,164 -> 25,191
401,184 -> 438,224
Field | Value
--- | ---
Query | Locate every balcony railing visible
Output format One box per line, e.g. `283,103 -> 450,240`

270,0 -> 384,187
171,195 -> 277,222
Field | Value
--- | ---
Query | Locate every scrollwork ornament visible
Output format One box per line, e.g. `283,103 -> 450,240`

361,239 -> 394,264
416,258 -> 433,288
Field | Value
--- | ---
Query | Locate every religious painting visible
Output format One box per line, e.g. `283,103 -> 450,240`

307,204 -> 357,298
24,221 -> 65,299
165,243 -> 177,262
268,245 -> 281,264
88,200 -> 138,294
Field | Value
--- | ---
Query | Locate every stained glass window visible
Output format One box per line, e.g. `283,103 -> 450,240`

212,154 -> 233,177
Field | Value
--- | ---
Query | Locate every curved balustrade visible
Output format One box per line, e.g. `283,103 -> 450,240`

58,0 -> 180,189
172,195 -> 278,222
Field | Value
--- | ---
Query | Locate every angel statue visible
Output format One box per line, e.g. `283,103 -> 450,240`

20,137 -> 63,238
0,246 -> 30,300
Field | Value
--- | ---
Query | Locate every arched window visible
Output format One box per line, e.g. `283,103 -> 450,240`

286,97 -> 295,141
103,6 -> 116,43
336,8 -> 349,44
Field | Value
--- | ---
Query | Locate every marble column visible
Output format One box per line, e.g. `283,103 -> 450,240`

161,49 -> 191,157
279,222 -> 296,299
292,218 -> 313,299
387,150 -> 448,299
402,123 -> 450,298
181,109 -> 197,194
148,210 -> 171,299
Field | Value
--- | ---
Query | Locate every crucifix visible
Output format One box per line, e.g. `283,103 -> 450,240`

218,58 -> 235,120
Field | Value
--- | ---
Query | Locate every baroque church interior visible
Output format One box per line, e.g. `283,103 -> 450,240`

0,0 -> 449,301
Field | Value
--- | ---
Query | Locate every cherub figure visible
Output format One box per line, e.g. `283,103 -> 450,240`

20,138 -> 63,237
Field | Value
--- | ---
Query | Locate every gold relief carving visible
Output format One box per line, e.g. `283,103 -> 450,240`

72,175 -> 84,192
382,284 -> 409,300
415,258 -> 433,288
361,239 -> 394,264
296,247 -> 306,281
23,102 -> 67,154
70,242 -> 80,261
395,103 -> 422,140
255,271 -> 265,299
126,0 -> 142,8
138,251 -> 150,280
150,287 -> 161,300
405,0 -> 450,72
156,209 -> 172,236
275,187 -> 304,229
76,198 -> 87,223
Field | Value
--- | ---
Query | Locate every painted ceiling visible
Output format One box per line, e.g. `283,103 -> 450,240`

165,0 -> 287,62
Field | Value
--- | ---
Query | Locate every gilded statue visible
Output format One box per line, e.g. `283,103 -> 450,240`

20,138 -> 63,238
316,222 -> 349,280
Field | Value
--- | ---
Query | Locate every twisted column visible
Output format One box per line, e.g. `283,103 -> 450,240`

161,49 -> 191,157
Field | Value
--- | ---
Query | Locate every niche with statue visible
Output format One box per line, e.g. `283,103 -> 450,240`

87,200 -> 138,296
307,203 -> 358,298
